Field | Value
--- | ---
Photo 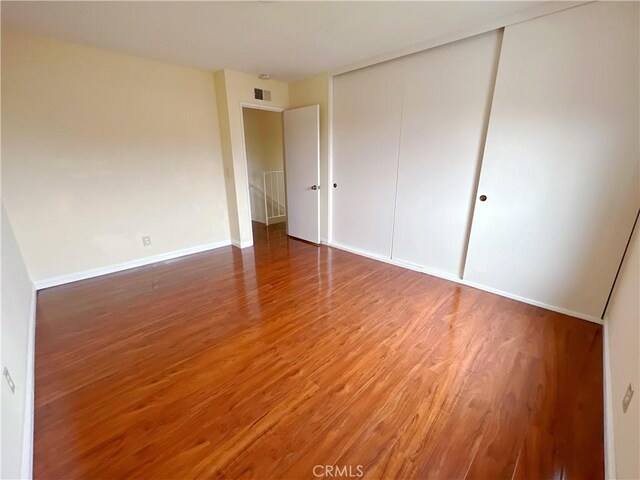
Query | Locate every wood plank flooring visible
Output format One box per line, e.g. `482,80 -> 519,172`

34,222 -> 604,479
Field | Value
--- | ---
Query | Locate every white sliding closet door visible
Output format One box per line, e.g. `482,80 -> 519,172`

464,2 -> 639,320
332,58 -> 405,257
391,30 -> 502,278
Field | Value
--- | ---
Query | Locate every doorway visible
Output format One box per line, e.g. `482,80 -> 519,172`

241,103 -> 320,245
241,106 -> 287,228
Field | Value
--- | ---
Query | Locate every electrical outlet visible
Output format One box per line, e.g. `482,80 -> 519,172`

622,383 -> 634,414
142,235 -> 151,247
3,367 -> 15,394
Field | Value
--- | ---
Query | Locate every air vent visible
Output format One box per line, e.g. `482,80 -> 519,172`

254,88 -> 272,101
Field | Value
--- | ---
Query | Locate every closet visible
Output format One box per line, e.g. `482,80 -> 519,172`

331,1 -> 639,321
332,56 -> 405,258
392,29 -> 501,278
463,2 -> 639,319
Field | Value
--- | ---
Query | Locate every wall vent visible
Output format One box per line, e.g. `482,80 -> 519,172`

254,88 -> 272,101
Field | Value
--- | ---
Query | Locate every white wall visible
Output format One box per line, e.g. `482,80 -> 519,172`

1,31 -> 231,283
1,205 -> 36,480
605,221 -> 639,480
242,108 -> 284,224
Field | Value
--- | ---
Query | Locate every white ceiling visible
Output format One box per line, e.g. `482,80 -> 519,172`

1,1 -> 542,82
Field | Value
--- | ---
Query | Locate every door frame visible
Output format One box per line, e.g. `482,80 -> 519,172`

239,102 -> 285,246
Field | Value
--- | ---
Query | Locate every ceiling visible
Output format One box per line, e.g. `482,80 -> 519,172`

2,1 -> 542,82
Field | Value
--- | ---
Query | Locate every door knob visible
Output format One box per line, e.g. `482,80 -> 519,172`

333,183 -> 338,188
479,195 -> 487,202
311,185 -> 318,190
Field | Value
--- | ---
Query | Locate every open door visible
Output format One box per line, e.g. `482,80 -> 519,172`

283,105 -> 320,244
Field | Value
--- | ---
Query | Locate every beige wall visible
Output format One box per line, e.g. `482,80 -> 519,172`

1,31 -> 230,282
214,69 -> 289,246
242,108 -> 284,224
213,71 -> 240,244
289,73 -> 330,241
606,223 -> 639,480
1,205 -> 35,479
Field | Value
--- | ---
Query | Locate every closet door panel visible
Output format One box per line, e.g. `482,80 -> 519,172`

332,58 -> 405,257
391,30 -> 502,277
464,2 -> 639,319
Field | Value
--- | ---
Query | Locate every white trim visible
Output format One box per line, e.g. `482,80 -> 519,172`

21,286 -> 37,480
461,279 -> 603,325
328,240 -> 603,325
329,240 -> 459,282
239,102 -> 285,114
330,2 -> 588,77
231,239 -> 254,249
327,74 -> 334,244
603,321 -> 617,480
34,240 -> 232,290
320,237 -> 329,245
315,105 -> 321,244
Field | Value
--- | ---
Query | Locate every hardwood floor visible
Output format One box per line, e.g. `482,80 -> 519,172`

34,222 -> 604,479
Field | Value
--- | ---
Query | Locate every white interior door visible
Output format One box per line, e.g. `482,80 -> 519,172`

284,105 -> 320,243
332,57 -> 405,257
391,30 -> 502,278
463,2 -> 639,320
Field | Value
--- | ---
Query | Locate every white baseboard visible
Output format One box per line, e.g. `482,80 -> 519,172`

21,286 -> 37,480
34,240 -> 232,290
603,321 -> 617,480
268,216 -> 287,225
320,237 -> 329,245
231,239 -> 254,249
327,241 -> 602,325
461,279 -> 602,324
328,241 -> 460,282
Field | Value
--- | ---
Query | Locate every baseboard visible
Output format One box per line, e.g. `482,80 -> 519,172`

231,239 -> 254,249
328,241 -> 602,325
603,321 -> 617,480
34,240 -> 232,290
328,241 -> 397,266
21,286 -> 37,480
320,237 -> 329,245
328,241 -> 460,282
268,216 -> 287,225
461,279 -> 602,324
